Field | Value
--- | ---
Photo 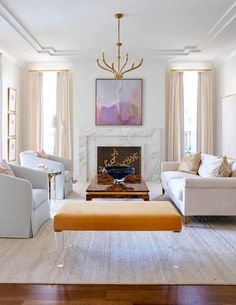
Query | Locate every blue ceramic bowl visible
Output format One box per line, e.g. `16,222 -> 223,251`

103,166 -> 135,183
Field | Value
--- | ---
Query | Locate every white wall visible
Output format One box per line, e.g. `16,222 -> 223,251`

71,56 -> 168,181
216,53 -> 236,155
1,54 -> 24,161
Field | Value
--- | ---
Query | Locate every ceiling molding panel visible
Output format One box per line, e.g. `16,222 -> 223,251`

199,2 -> 236,50
0,2 -> 236,59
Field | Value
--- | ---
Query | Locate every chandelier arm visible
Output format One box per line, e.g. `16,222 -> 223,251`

120,54 -> 129,73
122,58 -> 144,75
102,56 -> 117,74
96,59 -> 116,75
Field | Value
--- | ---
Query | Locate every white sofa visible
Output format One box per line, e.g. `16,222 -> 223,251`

0,164 -> 50,238
161,154 -> 236,222
20,151 -> 73,199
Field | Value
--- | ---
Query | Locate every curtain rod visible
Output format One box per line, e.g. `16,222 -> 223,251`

29,69 -> 70,72
170,68 -> 212,72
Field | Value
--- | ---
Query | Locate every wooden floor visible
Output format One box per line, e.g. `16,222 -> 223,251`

0,284 -> 236,305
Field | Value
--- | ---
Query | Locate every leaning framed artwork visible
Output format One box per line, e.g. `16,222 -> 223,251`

8,138 -> 16,162
96,79 -> 142,125
8,88 -> 16,113
8,113 -> 16,137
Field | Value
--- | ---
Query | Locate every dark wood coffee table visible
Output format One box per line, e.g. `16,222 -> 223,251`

86,175 -> 149,201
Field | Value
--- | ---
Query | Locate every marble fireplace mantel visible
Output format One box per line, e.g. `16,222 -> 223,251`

78,128 -> 160,182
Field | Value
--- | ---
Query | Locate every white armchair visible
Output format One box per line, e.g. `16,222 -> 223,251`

0,164 -> 50,238
20,151 -> 73,199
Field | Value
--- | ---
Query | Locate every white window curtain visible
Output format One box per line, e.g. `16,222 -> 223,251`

54,71 -> 72,159
28,72 -> 43,151
167,71 -> 184,161
197,71 -> 213,154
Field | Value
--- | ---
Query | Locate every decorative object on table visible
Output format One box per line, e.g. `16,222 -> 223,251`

8,113 -> 16,137
96,13 -> 143,79
8,88 -> 16,113
103,166 -> 135,184
36,164 -> 48,172
97,146 -> 141,183
8,138 -> 16,162
48,170 -> 62,200
96,79 -> 142,125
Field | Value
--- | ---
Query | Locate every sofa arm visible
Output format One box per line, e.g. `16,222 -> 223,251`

161,162 -> 180,172
48,155 -> 73,171
185,177 -> 236,188
10,164 -> 48,190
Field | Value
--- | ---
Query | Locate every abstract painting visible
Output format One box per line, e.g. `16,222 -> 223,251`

96,79 -> 142,125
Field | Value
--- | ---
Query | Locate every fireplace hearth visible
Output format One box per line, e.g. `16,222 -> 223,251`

97,146 -> 141,184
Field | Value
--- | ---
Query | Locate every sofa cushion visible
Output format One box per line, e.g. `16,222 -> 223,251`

32,189 -> 48,210
178,152 -> 201,174
168,178 -> 185,202
161,171 -> 200,187
198,155 -> 232,177
65,170 -> 73,182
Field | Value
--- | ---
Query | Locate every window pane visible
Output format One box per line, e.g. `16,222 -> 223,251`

183,71 -> 198,154
42,72 -> 57,155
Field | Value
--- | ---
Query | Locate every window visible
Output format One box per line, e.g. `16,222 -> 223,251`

42,72 -> 57,155
183,71 -> 198,154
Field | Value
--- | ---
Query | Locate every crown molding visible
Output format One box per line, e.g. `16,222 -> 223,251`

0,2 -> 236,59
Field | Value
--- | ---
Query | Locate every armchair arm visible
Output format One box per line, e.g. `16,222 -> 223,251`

185,177 -> 236,188
161,161 -> 180,172
48,155 -> 73,171
0,174 -> 33,237
20,153 -> 65,172
10,164 -> 48,190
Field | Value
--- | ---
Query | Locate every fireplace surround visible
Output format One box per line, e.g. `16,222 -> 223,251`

78,128 -> 160,182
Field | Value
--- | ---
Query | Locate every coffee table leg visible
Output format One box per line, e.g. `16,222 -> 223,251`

86,194 -> 93,201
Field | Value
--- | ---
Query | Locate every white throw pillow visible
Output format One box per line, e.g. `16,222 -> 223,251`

198,154 -> 218,177
198,155 -> 232,177
230,161 -> 236,177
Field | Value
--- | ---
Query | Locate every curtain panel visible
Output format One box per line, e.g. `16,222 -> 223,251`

28,72 -> 43,151
197,71 -> 214,154
167,71 -> 184,161
55,71 -> 72,159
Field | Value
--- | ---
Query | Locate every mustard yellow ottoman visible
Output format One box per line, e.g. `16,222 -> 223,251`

54,200 -> 182,266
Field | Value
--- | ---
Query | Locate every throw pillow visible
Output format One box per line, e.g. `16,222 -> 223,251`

0,160 -> 15,176
37,150 -> 49,159
230,161 -> 236,177
198,156 -> 232,177
178,152 -> 201,175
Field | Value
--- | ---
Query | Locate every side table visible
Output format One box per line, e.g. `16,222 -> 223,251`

48,170 -> 62,199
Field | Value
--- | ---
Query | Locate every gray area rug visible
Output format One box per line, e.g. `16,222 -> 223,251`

0,216 -> 236,284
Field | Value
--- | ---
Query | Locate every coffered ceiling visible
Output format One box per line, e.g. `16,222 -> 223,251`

0,0 -> 236,64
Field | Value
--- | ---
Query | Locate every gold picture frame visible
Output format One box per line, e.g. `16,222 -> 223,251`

8,87 -> 16,113
8,138 -> 16,162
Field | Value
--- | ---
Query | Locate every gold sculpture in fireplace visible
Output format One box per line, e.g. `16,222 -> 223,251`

98,147 -> 141,184
98,148 -> 139,173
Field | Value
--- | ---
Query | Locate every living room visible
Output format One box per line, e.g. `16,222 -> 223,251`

0,0 -> 236,304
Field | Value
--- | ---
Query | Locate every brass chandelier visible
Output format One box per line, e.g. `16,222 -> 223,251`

96,13 -> 143,79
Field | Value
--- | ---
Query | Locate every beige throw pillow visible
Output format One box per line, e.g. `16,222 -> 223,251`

178,152 -> 201,175
37,150 -> 49,159
198,156 -> 232,177
0,160 -> 15,176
